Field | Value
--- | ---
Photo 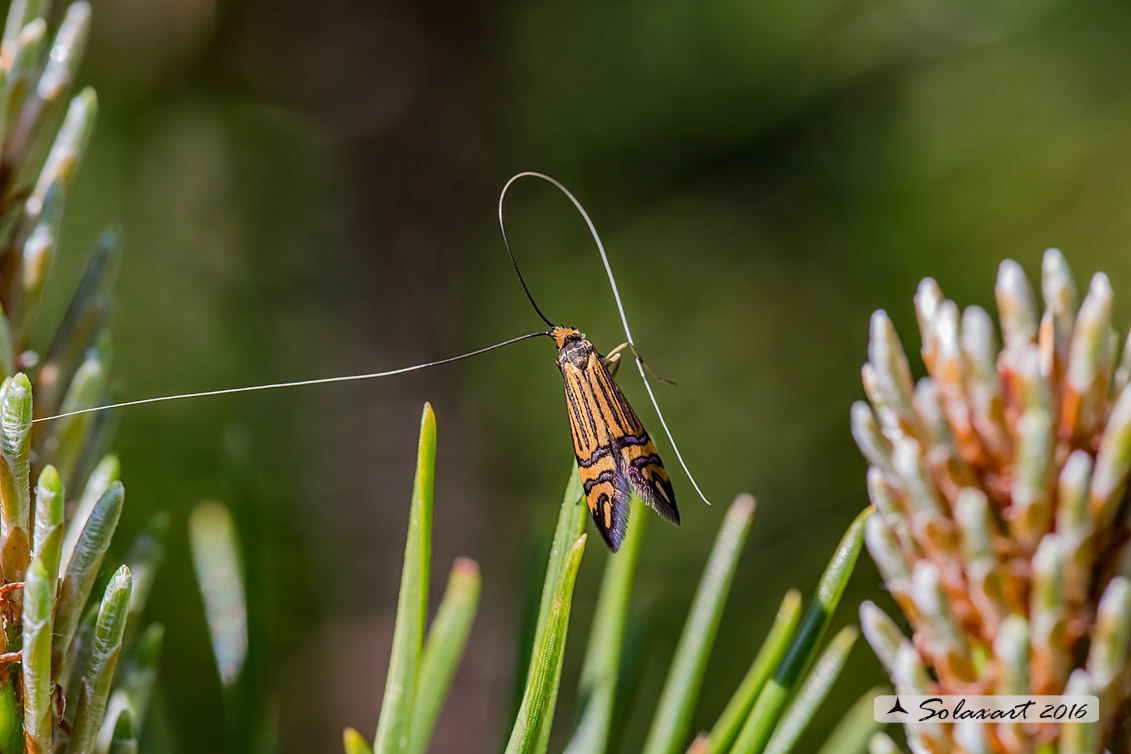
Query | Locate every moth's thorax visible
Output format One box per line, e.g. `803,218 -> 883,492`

553,326 -> 595,369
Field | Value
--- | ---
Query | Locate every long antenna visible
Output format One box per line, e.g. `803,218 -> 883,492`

501,171 -> 712,506
499,174 -> 556,328
32,331 -> 550,424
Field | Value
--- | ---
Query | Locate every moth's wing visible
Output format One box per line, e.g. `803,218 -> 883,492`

561,360 -> 631,551
583,464 -> 631,553
615,431 -> 679,526
586,353 -> 681,527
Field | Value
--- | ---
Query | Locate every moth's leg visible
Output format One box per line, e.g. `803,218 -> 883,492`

605,342 -> 630,361
639,358 -> 676,385
0,651 -> 19,665
601,349 -> 623,378
603,342 -> 676,385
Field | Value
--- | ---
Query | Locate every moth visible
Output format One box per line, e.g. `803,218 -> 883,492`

494,173 -> 690,551
552,326 -> 678,551
35,172 -> 704,552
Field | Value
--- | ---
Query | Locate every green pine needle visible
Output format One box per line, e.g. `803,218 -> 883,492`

565,496 -> 647,754
528,467 -> 587,754
374,403 -> 437,754
188,501 -> 248,689
731,507 -> 872,754
504,532 -> 588,754
706,589 -> 803,754
641,494 -> 757,754
764,625 -> 859,754
23,556 -> 54,753
67,565 -> 132,754
815,686 -> 888,754
345,728 -> 376,754
409,557 -> 481,754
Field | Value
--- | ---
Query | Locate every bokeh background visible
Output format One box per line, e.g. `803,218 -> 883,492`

33,0 -> 1131,750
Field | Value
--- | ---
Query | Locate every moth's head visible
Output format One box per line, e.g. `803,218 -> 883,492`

552,326 -> 585,349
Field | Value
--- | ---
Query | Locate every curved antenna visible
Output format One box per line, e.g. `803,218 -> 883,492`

32,331 -> 550,424
503,171 -> 712,506
499,174 -> 556,328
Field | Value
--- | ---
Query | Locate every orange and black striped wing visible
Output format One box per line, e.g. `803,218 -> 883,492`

604,366 -> 679,527
560,352 -> 679,551
561,359 -> 630,550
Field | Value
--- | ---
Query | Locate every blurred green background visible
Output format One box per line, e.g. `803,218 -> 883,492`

36,0 -> 1131,750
